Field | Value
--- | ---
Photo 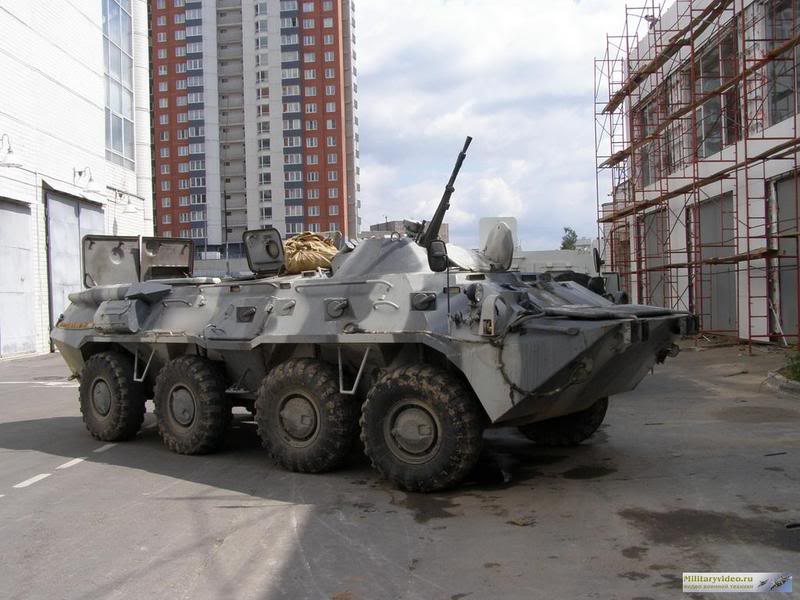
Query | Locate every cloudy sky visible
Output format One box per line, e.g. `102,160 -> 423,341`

355,0 -> 632,249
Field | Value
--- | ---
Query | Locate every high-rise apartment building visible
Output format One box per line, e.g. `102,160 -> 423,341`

149,0 -> 359,254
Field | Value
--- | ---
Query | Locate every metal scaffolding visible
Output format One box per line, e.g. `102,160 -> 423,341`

594,0 -> 800,346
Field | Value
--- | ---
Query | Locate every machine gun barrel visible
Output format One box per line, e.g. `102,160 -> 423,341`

418,136 -> 472,248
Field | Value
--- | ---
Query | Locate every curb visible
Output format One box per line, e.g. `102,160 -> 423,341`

765,371 -> 800,396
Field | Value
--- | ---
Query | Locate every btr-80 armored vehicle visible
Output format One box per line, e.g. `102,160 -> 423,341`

51,138 -> 695,492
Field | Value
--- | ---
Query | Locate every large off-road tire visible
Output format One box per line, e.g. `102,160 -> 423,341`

518,397 -> 608,446
79,351 -> 146,441
360,365 -> 485,493
255,358 -> 359,473
154,356 -> 230,454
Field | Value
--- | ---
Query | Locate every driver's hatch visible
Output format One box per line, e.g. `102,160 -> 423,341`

82,235 -> 194,287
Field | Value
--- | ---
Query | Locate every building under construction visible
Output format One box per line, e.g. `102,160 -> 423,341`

595,0 -> 800,345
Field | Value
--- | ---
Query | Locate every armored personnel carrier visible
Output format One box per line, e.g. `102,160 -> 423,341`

51,138 -> 695,492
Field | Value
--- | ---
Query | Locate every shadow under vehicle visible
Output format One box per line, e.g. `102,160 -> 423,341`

51,137 -> 696,492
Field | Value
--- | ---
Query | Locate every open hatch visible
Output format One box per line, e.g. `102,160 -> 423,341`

82,235 -> 194,287
243,227 -> 285,276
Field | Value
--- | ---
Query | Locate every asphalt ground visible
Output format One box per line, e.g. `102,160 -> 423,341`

0,343 -> 797,599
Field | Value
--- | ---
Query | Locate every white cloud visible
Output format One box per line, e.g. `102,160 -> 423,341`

356,0 -> 631,249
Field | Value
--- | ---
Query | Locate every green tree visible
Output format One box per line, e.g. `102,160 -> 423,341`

560,227 -> 578,250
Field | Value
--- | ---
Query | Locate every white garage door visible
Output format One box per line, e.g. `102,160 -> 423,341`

47,193 -> 104,324
0,200 -> 35,356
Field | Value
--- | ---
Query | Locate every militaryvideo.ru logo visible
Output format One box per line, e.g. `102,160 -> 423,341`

683,572 -> 792,593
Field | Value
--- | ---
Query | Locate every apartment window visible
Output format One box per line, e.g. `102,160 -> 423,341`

306,119 -> 318,131
285,171 -> 302,182
325,101 -> 336,112
163,214 -> 172,224
186,42 -> 201,53
307,154 -> 319,165
179,213 -> 190,223
326,135 -> 336,147
281,68 -> 300,79
282,50 -> 300,62
186,8 -> 201,19
305,86 -> 317,96
157,48 -> 167,59
286,205 -> 304,217
323,34 -> 334,44
305,103 -> 317,114
324,68 -> 335,79
176,96 -> 187,107
323,0 -> 333,9
176,80 -> 187,90
159,131 -> 169,141
283,84 -> 301,96
308,223 -> 321,233
177,113 -> 189,123
159,114 -> 169,125
160,164 -> 170,174
162,231 -> 173,238
259,172 -> 272,185
328,187 -> 339,198
189,143 -> 205,154
308,205 -> 320,216
281,17 -> 298,28
327,170 -> 338,181
191,193 -> 206,204
178,146 -> 189,156
162,197 -> 171,208
281,0 -> 298,10
285,153 -> 302,165
191,227 -> 205,238
284,136 -> 301,147
325,84 -> 336,95
175,47 -> 187,57
283,102 -> 301,113
103,0 -> 135,169
258,121 -> 270,134
327,153 -> 338,164
302,2 -> 314,12
159,98 -> 169,108
326,118 -> 336,129
303,35 -> 315,45
176,62 -> 188,73
158,65 -> 168,75
307,171 -> 319,182
255,36 -> 268,50
304,69 -> 316,80
281,34 -> 299,45
308,188 -> 320,199
328,204 -> 339,215
157,32 -> 167,43
284,118 -> 301,130
156,15 -> 166,26
302,19 -> 315,28
160,147 -> 170,158
174,30 -> 186,41
190,210 -> 203,221
179,195 -> 190,206
157,0 -> 166,9
189,159 -> 204,171
260,207 -> 273,219
304,52 -> 316,63
179,230 -> 190,238
306,136 -> 318,148
178,163 -> 190,173
324,51 -> 334,62
323,17 -> 333,28
768,0 -> 800,125
329,222 -> 338,232
179,180 -> 190,190
258,138 -> 271,151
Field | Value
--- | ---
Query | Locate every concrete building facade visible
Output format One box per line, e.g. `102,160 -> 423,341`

595,0 -> 800,344
0,0 -> 153,357
150,0 -> 360,255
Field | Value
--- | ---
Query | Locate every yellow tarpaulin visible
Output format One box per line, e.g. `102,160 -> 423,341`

284,232 -> 339,274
